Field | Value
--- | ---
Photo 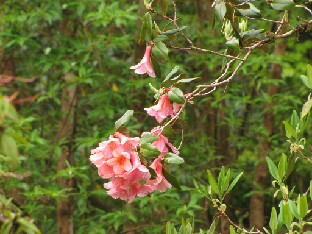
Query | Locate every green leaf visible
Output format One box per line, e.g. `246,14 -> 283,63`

271,0 -> 295,10
225,37 -> 239,49
152,40 -> 168,62
214,0 -> 227,22
115,110 -> 134,129
282,201 -> 293,228
162,26 -> 187,35
229,225 -> 236,234
221,169 -> 231,196
0,132 -> 19,170
207,219 -> 218,234
177,77 -> 201,83
159,0 -> 168,14
282,121 -> 296,139
288,199 -> 300,219
227,172 -> 243,194
207,170 -> 220,196
307,64 -> 312,79
300,75 -> 312,89
163,66 -> 180,83
285,154 -> 296,179
298,194 -> 308,219
278,153 -> 287,182
310,180 -> 312,200
164,153 -> 184,164
266,157 -> 278,180
140,143 -> 160,158
301,95 -> 312,119
269,207 -> 278,234
138,19 -> 147,45
163,167 -> 181,190
168,87 -> 184,104
139,133 -> 159,144
144,13 -> 153,40
236,3 -> 261,18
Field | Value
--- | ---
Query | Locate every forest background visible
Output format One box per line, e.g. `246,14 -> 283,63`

0,0 -> 311,233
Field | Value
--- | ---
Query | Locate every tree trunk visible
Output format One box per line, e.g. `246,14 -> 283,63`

56,73 -> 76,234
249,35 -> 287,229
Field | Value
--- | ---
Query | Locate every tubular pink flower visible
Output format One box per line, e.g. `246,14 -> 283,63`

148,158 -> 172,192
130,46 -> 156,78
144,94 -> 174,123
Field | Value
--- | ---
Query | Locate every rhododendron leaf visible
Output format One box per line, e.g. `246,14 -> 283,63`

0,132 -> 19,170
163,167 -> 181,190
139,133 -> 159,144
152,40 -> 168,62
310,180 -> 312,200
277,153 -> 287,182
207,218 -> 218,234
271,0 -> 294,10
162,26 -> 187,35
301,94 -> 312,119
266,157 -> 278,180
140,143 -> 160,157
269,207 -> 278,234
115,110 -> 134,129
148,166 -> 157,179
163,66 -> 179,83
214,0 -> 226,22
177,77 -> 201,83
207,170 -> 219,196
288,199 -> 300,219
298,194 -> 308,218
226,172 -> 243,194
138,13 -> 152,45
164,153 -> 184,164
168,87 -> 184,104
159,0 -> 168,14
282,121 -> 296,139
236,3 -> 261,18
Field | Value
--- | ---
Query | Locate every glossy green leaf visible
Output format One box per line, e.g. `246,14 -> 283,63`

227,172 -> 243,194
139,133 -> 159,144
269,207 -> 278,234
288,200 -> 300,219
266,157 -> 278,180
282,121 -> 296,138
278,153 -> 287,182
140,143 -> 160,158
301,95 -> 312,119
207,219 -> 218,234
152,40 -> 168,62
163,66 -> 179,83
163,167 -> 181,190
310,180 -> 312,200
271,0 -> 295,10
236,3 -> 261,18
177,77 -> 201,83
159,0 -> 168,14
298,194 -> 308,218
115,110 -> 133,129
164,153 -> 184,164
214,0 -> 227,22
207,170 -> 219,195
282,201 -> 293,228
168,87 -> 184,104
162,26 -> 187,35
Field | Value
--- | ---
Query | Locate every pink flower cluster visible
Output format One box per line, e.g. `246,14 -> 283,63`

90,130 -> 175,202
145,93 -> 183,123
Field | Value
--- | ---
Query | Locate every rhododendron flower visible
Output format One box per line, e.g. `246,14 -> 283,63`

90,132 -> 139,178
144,94 -> 178,123
130,45 -> 156,77
150,126 -> 179,156
148,158 -> 172,192
104,162 -> 153,202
